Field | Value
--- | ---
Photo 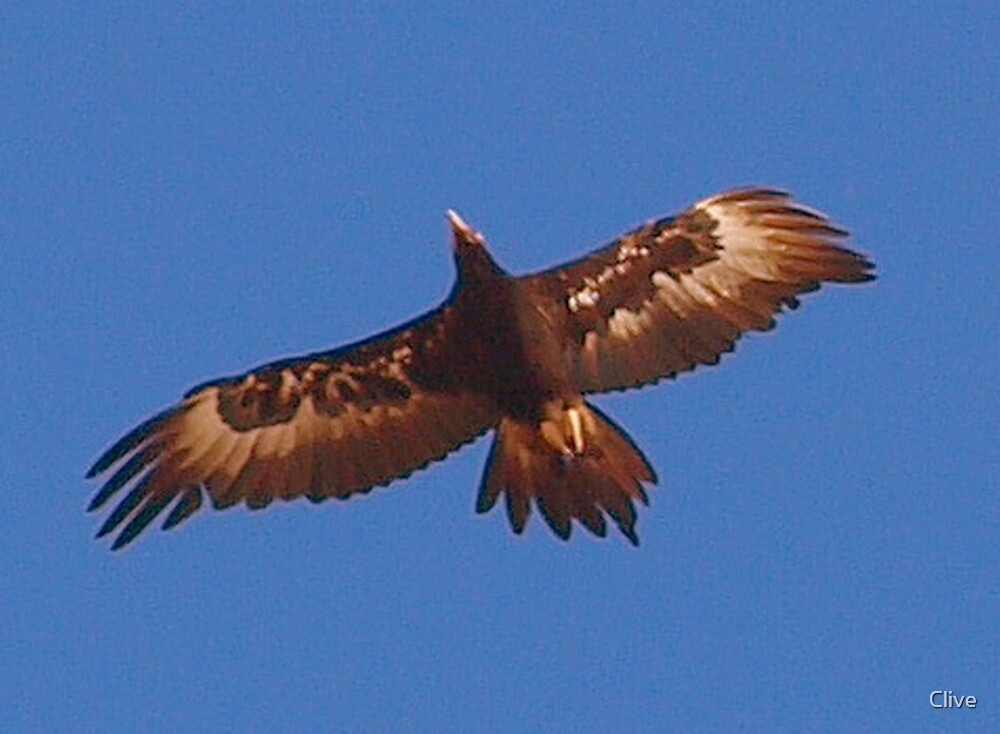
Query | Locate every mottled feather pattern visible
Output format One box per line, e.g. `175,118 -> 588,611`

528,188 -> 873,393
88,308 -> 498,548
88,187 -> 873,548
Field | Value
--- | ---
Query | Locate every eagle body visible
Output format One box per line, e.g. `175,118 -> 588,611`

452,258 -> 574,421
87,188 -> 874,549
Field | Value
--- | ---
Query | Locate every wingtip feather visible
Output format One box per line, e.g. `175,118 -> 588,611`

86,408 -> 172,478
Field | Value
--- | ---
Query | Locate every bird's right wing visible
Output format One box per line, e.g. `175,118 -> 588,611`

87,305 -> 498,549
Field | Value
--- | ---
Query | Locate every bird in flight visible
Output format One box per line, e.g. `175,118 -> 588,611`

87,188 -> 874,549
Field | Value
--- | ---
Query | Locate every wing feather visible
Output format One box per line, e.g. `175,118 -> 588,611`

526,188 -> 874,392
87,306 -> 498,548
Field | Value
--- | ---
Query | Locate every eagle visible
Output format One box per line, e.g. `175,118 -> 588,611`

87,188 -> 874,549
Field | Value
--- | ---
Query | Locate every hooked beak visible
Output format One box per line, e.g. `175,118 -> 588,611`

446,209 -> 484,249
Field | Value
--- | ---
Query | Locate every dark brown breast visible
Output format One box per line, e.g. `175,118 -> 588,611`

444,275 -> 572,422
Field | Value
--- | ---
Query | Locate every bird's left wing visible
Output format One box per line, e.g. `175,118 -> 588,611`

87,306 -> 498,549
524,188 -> 874,393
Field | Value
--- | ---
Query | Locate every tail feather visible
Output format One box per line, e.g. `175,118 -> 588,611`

476,402 -> 657,545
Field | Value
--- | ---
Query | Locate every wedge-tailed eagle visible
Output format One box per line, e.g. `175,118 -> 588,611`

87,188 -> 874,549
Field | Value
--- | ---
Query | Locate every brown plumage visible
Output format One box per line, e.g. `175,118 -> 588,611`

87,188 -> 874,549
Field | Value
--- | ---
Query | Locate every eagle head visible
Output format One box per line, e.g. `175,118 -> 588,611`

446,209 -> 485,250
447,209 -> 506,282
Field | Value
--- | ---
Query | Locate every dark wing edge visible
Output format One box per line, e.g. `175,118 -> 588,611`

525,187 -> 875,393
86,306 -> 498,549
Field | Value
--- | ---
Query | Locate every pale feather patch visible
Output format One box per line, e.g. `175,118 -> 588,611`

607,306 -> 652,340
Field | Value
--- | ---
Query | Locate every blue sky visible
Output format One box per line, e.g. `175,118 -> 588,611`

2,3 -> 997,732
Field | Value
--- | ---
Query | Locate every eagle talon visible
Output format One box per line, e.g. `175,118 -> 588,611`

566,406 -> 586,456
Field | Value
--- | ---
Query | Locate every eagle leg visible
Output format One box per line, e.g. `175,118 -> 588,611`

476,402 -> 657,545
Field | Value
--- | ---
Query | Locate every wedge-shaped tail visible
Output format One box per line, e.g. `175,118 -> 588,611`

477,402 -> 657,545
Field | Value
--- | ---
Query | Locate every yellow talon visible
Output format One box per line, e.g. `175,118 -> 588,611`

567,407 -> 585,455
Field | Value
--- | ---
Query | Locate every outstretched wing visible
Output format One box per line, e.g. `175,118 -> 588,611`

525,188 -> 875,393
87,306 -> 498,549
